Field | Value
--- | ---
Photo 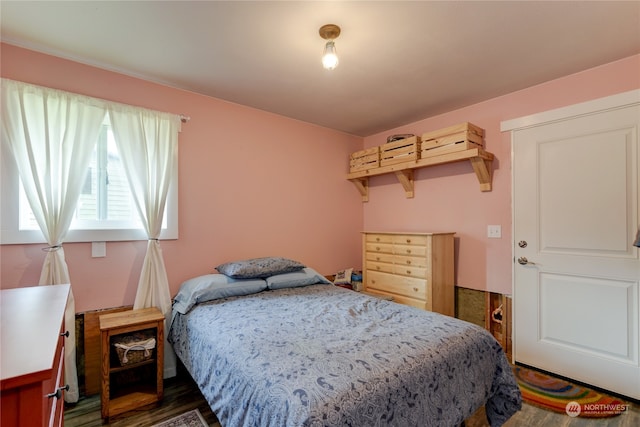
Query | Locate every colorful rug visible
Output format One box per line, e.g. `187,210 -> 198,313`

514,365 -> 629,418
151,408 -> 208,427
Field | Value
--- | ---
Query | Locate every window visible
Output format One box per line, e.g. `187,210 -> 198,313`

76,120 -> 139,226
2,116 -> 178,244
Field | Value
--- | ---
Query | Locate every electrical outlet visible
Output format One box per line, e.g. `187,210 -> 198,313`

487,225 -> 502,239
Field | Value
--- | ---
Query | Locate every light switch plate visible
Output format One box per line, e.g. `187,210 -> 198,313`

487,225 -> 502,239
92,241 -> 106,257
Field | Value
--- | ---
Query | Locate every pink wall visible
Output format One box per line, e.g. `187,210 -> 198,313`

2,43 -> 638,310
363,54 -> 640,295
0,43 -> 364,312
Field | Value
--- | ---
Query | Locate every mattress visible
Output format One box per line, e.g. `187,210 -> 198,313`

169,283 -> 521,427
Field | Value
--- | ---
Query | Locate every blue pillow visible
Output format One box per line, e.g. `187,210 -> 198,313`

266,267 -> 332,290
215,256 -> 305,279
173,274 -> 267,314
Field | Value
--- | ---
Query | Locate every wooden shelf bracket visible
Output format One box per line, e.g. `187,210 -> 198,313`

470,155 -> 493,192
394,170 -> 414,198
349,178 -> 369,202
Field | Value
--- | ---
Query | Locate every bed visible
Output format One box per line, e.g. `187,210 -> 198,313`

168,259 -> 522,427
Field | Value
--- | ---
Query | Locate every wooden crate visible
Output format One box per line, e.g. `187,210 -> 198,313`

380,136 -> 421,166
421,122 -> 484,158
349,147 -> 380,173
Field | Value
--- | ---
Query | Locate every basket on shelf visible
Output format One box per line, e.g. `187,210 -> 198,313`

113,332 -> 156,366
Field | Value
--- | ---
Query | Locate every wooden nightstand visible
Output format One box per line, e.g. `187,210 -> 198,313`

99,307 -> 164,422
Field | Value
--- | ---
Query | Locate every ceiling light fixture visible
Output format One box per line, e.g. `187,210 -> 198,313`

319,24 -> 341,70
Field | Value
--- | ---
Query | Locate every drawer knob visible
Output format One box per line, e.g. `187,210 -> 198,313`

406,260 -> 411,265
61,330 -> 69,338
371,280 -> 376,284
406,270 -> 411,274
413,287 -> 419,292
406,239 -> 411,243
376,256 -> 380,260
406,250 -> 412,254
376,266 -> 380,270
376,246 -> 380,251
47,384 -> 69,399
376,237 -> 380,242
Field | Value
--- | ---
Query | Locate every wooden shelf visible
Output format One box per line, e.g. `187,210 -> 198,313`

109,358 -> 155,374
100,307 -> 164,423
347,148 -> 494,201
108,386 -> 159,416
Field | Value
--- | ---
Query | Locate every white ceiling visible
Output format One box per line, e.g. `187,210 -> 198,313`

2,1 -> 639,137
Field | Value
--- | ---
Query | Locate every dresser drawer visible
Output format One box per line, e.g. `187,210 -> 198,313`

393,255 -> 427,268
367,271 -> 426,300
392,234 -> 428,246
366,242 -> 393,254
393,244 -> 427,257
393,265 -> 427,278
366,262 -> 394,274
47,336 -> 65,427
366,234 -> 393,244
366,252 -> 395,264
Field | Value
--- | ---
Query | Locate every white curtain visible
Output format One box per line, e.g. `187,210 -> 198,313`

108,105 -> 180,377
0,78 -> 107,403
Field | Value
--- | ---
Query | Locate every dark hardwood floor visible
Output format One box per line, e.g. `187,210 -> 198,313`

65,367 -> 639,427
64,367 -> 221,427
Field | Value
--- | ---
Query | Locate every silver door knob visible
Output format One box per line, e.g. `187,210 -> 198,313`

517,256 -> 535,265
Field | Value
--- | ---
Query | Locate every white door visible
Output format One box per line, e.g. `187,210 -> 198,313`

511,95 -> 640,399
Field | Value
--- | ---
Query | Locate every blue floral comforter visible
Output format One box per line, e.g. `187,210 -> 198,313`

169,284 -> 521,427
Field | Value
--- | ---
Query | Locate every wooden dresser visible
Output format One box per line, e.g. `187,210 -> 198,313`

362,232 -> 455,316
1,284 -> 70,427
